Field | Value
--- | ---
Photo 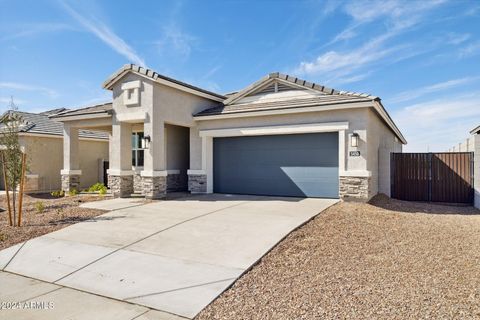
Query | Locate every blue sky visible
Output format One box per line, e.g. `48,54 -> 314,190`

0,0 -> 479,151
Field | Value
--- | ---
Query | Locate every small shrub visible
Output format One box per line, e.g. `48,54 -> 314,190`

0,233 -> 7,242
35,201 -> 45,214
68,188 -> 78,196
51,190 -> 64,197
88,182 -> 107,195
88,183 -> 105,192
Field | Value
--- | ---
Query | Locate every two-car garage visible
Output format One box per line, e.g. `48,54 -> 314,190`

213,132 -> 339,198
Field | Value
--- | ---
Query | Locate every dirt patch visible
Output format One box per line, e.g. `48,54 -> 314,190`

197,195 -> 480,319
0,194 -> 110,250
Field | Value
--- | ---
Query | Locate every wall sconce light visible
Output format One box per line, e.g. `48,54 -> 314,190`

141,135 -> 151,149
351,133 -> 359,147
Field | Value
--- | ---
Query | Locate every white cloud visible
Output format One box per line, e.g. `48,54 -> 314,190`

393,93 -> 480,151
0,23 -> 75,42
156,24 -> 198,59
202,65 -> 222,80
0,82 -> 58,98
294,0 -> 447,83
445,32 -> 471,45
60,1 -> 146,66
389,77 -> 479,103
344,0 -> 446,26
458,41 -> 480,58
326,0 -> 446,46
294,33 -> 403,80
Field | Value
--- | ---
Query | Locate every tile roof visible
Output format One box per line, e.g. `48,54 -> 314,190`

0,110 -> 108,140
195,94 -> 373,117
222,72 -> 376,106
50,102 -> 113,119
196,72 -> 377,117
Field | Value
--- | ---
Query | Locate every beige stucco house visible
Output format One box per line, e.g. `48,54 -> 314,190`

51,64 -> 406,201
0,109 -> 109,192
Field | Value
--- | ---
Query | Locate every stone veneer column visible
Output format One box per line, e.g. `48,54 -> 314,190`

108,174 -> 134,198
61,124 -> 81,194
142,175 -> 167,199
188,173 -> 207,193
339,176 -> 372,202
61,170 -> 81,193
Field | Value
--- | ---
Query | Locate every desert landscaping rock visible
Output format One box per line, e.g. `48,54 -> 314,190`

197,195 -> 480,320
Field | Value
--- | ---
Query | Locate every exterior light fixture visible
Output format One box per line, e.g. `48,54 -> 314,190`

351,133 -> 359,147
141,135 -> 151,149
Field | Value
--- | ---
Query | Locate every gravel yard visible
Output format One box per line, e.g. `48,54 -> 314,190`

0,194 -> 109,250
197,195 -> 480,320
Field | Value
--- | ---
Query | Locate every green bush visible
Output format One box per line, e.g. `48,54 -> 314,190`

88,183 -> 105,192
0,232 -> 7,242
35,201 -> 45,214
88,182 -> 107,195
50,190 -> 64,197
68,188 -> 78,196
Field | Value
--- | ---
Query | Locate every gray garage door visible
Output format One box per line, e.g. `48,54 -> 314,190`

213,132 -> 339,198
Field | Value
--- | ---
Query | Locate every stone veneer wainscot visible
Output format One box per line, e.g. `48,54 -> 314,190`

339,176 -> 373,201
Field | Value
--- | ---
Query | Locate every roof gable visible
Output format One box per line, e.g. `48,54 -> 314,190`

224,72 -> 377,106
102,64 -> 226,102
225,73 -> 345,105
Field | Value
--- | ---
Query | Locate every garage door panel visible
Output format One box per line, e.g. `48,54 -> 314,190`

213,133 -> 339,198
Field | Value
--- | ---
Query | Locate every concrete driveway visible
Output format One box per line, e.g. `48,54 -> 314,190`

0,194 -> 337,319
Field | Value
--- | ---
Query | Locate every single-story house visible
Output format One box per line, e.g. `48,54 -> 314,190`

51,64 -> 406,201
0,109 -> 109,192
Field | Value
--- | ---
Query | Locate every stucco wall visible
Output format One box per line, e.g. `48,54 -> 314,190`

449,133 -> 479,209
366,109 -> 403,197
152,82 -> 218,128
474,135 -> 480,209
110,72 -> 218,173
16,135 -> 108,192
193,108 -> 370,172
79,139 -> 109,189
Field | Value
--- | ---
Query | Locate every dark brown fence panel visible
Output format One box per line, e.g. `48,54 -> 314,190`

431,153 -> 473,203
391,153 -> 430,201
391,152 -> 473,204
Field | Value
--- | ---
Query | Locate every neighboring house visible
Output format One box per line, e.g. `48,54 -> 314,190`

0,109 -> 109,192
51,64 -> 406,201
449,125 -> 480,209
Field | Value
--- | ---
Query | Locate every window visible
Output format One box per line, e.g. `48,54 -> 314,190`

132,131 -> 144,167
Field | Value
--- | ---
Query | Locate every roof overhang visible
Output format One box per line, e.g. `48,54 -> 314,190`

372,99 -> 407,144
469,125 -> 480,135
102,64 -> 226,102
50,111 -> 112,122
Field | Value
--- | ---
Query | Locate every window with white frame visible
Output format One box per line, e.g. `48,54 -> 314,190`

132,131 -> 144,167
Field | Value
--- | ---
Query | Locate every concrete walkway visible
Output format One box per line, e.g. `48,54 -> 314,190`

0,194 -> 337,319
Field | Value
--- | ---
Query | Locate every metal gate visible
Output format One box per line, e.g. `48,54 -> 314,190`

391,152 -> 474,204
